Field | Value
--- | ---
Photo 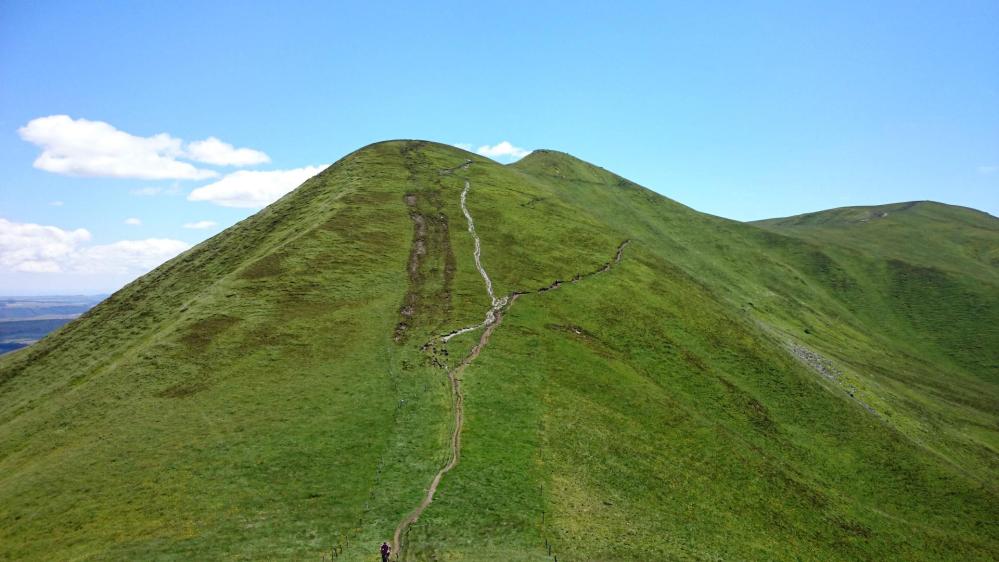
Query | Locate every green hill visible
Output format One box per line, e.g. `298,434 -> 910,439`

1,141 -> 996,561
754,201 -> 998,284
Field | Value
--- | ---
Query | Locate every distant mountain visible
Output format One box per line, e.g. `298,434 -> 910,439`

0,142 -> 995,561
0,295 -> 103,354
0,294 -> 104,320
754,201 -> 998,282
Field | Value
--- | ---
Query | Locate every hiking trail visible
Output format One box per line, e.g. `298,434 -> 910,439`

390,161 -> 629,558
440,178 -> 508,343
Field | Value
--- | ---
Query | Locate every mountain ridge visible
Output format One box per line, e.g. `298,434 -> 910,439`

755,199 -> 998,225
1,140 -> 996,561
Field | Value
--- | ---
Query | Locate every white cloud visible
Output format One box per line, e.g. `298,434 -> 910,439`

0,218 -> 91,273
124,217 -> 142,226
185,137 -> 270,166
17,115 -> 271,181
183,220 -> 217,229
0,218 -> 188,277
18,115 -> 217,180
50,200 -> 64,206
130,186 -> 163,196
473,141 -> 531,161
72,239 -> 190,275
129,184 -> 182,197
188,165 -> 328,208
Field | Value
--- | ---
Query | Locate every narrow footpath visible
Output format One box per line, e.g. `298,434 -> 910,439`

391,163 -> 629,558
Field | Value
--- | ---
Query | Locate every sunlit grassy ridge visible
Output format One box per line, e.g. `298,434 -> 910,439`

754,201 -> 998,283
1,141 -> 996,560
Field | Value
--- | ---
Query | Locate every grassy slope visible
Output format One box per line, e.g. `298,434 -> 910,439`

404,150 -> 997,560
1,142 -> 996,560
753,201 -> 998,283
754,202 -> 999,377
0,142 -> 485,559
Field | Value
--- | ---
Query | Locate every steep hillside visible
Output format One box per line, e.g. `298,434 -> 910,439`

755,202 -> 999,379
1,141 -> 996,561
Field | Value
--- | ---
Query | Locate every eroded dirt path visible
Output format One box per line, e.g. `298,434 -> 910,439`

391,293 -> 519,555
441,179 -> 509,343
461,178 -> 501,306
391,161 -> 629,558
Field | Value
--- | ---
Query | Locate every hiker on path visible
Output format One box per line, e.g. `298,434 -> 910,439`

380,541 -> 391,562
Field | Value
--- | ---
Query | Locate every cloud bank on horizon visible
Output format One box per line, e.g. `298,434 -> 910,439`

0,218 -> 189,276
188,165 -> 329,208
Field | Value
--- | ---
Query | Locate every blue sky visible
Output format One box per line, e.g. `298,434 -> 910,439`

1,1 -> 996,294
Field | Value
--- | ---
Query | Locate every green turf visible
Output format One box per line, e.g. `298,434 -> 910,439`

1,141 -> 996,560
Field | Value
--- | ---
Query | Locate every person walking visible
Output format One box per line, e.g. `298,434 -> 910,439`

380,541 -> 391,562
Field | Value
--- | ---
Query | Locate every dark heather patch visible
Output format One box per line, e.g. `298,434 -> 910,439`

180,315 -> 240,352
545,323 -> 617,359
763,465 -> 830,510
240,253 -> 284,280
830,515 -> 873,538
680,347 -> 708,373
719,376 -> 778,434
157,381 -> 210,398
